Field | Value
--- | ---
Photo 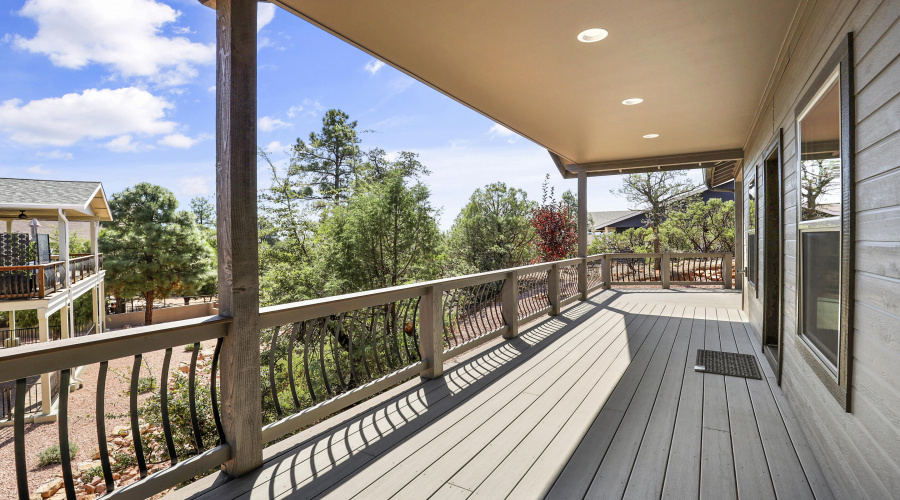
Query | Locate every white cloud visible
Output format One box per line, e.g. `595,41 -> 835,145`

26,164 -> 51,176
13,0 -> 214,86
264,140 -> 290,154
364,59 -> 386,75
258,116 -> 290,132
0,87 -> 176,146
301,98 -> 326,117
488,123 -> 518,144
158,133 -> 200,149
257,3 -> 276,32
105,134 -> 143,152
286,105 -> 303,118
207,85 -> 216,93
36,150 -> 73,160
176,176 -> 212,197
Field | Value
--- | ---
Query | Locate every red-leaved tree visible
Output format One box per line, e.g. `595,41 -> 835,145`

530,175 -> 577,261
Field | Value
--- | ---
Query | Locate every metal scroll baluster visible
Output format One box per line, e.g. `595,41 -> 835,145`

380,306 -> 394,369
303,319 -> 318,403
388,303 -> 403,368
211,337 -> 226,445
331,314 -> 348,392
347,311 -> 357,387
287,322 -> 301,408
15,378 -> 28,499
96,361 -> 116,491
441,291 -> 453,346
411,297 -> 422,359
367,309 -> 384,375
188,342 -> 204,453
318,318 -> 333,399
130,355 -> 148,479
453,288 -> 467,344
160,348 -> 178,465
268,326 -> 283,418
399,300 -> 413,362
355,311 -> 372,381
477,283 -> 491,334
59,368 -> 76,499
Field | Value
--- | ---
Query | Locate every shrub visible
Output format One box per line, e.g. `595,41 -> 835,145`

184,343 -> 196,352
138,371 -> 218,460
37,442 -> 79,467
137,375 -> 157,394
111,451 -> 137,473
80,464 -> 103,482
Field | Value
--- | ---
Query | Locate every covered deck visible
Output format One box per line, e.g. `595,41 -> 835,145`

181,290 -> 832,500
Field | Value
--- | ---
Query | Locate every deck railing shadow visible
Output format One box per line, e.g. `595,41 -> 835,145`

183,291 -> 624,499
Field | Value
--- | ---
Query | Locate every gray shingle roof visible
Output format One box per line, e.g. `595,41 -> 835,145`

589,210 -> 644,229
0,178 -> 101,207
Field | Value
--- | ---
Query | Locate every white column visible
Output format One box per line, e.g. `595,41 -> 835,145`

90,218 -> 99,273
99,280 -> 106,333
4,220 -> 11,233
9,310 -> 15,331
60,306 -> 69,339
38,308 -> 51,415
92,287 -> 99,334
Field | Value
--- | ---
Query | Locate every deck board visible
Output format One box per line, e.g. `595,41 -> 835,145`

181,290 -> 833,500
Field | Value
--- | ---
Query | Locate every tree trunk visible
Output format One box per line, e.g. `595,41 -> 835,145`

143,291 -> 154,325
115,296 -> 126,314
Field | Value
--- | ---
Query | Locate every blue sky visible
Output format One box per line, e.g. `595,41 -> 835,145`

0,0 -> 701,230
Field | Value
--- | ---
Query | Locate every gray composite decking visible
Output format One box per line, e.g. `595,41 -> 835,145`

182,290 -> 834,500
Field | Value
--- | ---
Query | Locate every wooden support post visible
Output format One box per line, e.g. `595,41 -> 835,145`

216,0 -> 262,477
9,310 -> 15,332
501,270 -> 519,338
92,287 -> 99,334
90,219 -> 99,275
548,264 -> 560,316
723,253 -> 733,289
4,220 -> 11,233
38,308 -> 51,415
601,255 -> 612,289
419,285 -> 444,379
661,253 -> 671,289
577,171 -> 588,300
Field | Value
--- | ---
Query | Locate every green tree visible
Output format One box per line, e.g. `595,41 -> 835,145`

613,172 -> 699,253
190,196 -> 216,229
589,227 -> 654,254
319,157 -> 441,293
660,199 -> 735,252
800,158 -> 840,219
448,183 -> 535,273
289,109 -> 362,204
100,183 -> 215,325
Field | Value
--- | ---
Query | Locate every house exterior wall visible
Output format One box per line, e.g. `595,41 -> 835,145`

741,0 -> 900,496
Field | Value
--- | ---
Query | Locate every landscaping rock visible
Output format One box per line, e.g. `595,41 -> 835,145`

37,478 -> 63,498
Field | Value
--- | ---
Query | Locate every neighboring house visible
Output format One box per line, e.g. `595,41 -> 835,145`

590,182 -> 736,234
0,177 -> 110,422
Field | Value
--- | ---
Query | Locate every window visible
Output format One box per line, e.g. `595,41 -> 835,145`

794,33 -> 853,411
798,70 -> 842,371
747,173 -> 757,288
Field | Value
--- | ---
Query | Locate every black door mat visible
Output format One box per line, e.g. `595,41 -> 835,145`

695,349 -> 762,379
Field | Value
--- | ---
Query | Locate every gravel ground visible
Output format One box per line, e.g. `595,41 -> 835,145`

0,339 -> 218,500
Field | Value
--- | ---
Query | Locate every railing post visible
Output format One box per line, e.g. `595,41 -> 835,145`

661,253 -> 671,289
602,255 -> 612,290
548,264 -> 560,316
577,171 -> 588,299
37,308 -> 51,415
419,285 -> 444,379
723,253 -> 733,289
216,0 -> 262,477
501,270 -> 519,338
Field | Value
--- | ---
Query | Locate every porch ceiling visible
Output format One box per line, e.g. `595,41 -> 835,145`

270,0 -> 800,173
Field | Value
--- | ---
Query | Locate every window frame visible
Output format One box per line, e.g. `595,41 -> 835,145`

746,170 -> 758,292
793,33 -> 855,412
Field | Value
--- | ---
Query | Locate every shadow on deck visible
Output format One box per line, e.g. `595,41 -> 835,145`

177,289 -> 833,500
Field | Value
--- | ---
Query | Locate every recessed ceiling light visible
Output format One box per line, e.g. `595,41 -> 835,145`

643,134 -> 659,139
577,28 -> 609,43
622,98 -> 643,105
